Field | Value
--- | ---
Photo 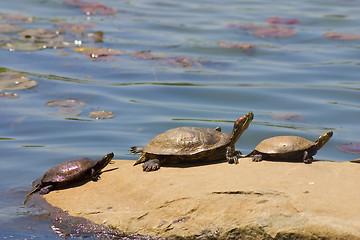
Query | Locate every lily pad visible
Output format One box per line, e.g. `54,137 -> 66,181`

86,31 -> 104,42
217,42 -> 255,49
63,0 -> 103,7
0,24 -> 22,34
165,56 -> 206,68
1,40 -> 43,51
18,29 -> 58,39
74,47 -> 123,59
253,27 -> 296,38
55,22 -> 97,35
265,17 -> 301,25
46,99 -> 85,107
0,13 -> 32,22
0,92 -> 19,98
0,72 -> 37,90
338,143 -> 360,154
58,107 -> 82,116
272,113 -> 305,122
323,32 -> 360,40
132,51 -> 165,59
90,110 -> 115,119
80,5 -> 117,15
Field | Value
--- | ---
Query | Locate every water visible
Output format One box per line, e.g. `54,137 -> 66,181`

1,0 -> 359,238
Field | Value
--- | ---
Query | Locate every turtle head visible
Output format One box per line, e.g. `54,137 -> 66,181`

315,131 -> 333,150
229,111 -> 254,144
96,152 -> 114,170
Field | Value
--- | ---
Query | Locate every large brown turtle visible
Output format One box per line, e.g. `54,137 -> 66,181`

131,111 -> 254,171
27,152 -> 114,196
247,131 -> 333,163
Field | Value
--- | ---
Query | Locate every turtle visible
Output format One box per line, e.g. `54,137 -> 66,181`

131,111 -> 254,171
27,152 -> 114,196
247,131 -> 333,164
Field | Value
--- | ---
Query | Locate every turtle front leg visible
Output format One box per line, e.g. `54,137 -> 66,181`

303,151 -> 313,164
143,159 -> 161,172
39,185 -> 54,195
91,168 -> 101,181
226,146 -> 240,164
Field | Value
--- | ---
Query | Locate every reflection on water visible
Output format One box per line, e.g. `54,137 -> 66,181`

0,0 -> 359,238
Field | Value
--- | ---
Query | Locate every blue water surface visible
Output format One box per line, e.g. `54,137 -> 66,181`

0,0 -> 359,238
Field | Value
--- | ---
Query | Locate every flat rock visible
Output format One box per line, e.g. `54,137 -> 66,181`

44,159 -> 360,239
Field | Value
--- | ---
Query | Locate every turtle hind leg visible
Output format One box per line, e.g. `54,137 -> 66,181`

130,146 -> 144,154
39,185 -> 54,195
143,159 -> 161,172
303,151 -> 313,164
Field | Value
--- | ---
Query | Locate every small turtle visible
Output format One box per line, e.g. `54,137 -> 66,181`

131,111 -> 254,171
27,152 -> 114,196
247,131 -> 333,163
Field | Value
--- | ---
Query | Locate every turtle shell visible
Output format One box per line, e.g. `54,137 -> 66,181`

143,127 -> 231,156
41,158 -> 96,185
255,136 -> 315,154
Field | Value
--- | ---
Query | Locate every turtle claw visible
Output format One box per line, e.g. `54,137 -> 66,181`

130,146 -> 144,154
303,151 -> 313,164
39,185 -> 53,195
226,146 -> 239,164
251,155 -> 263,162
142,159 -> 160,172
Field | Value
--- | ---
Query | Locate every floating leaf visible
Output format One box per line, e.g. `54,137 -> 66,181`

253,27 -> 296,38
132,51 -> 165,59
18,29 -> 58,39
0,24 -> 22,34
0,13 -> 32,22
0,92 -> 19,98
63,0 -> 103,7
265,17 -> 301,25
58,107 -> 82,116
323,32 -> 360,40
90,110 -> 115,119
55,22 -> 97,35
338,143 -> 360,154
86,31 -> 104,42
74,46 -> 123,60
80,5 -> 116,15
55,22 -> 96,30
166,56 -> 206,67
17,29 -> 69,49
272,113 -> 305,122
46,99 -> 85,107
0,72 -> 37,90
34,36 -> 69,49
1,40 -> 43,51
217,42 -> 255,49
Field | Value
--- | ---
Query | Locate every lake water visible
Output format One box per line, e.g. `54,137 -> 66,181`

0,0 -> 359,238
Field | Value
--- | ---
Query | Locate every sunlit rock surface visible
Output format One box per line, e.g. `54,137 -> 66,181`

44,159 -> 360,239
